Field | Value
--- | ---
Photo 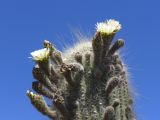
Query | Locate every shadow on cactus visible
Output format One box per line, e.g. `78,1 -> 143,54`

27,19 -> 135,120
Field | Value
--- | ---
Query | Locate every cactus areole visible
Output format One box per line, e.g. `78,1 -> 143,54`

27,19 -> 135,120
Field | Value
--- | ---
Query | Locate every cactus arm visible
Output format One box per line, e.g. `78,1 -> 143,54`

27,91 -> 57,119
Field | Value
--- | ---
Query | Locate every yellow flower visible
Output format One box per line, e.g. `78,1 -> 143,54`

30,48 -> 50,61
96,19 -> 121,34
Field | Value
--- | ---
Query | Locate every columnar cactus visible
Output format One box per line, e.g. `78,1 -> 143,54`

27,19 -> 135,120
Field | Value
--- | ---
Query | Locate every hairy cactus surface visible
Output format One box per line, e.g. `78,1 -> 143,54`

27,19 -> 135,120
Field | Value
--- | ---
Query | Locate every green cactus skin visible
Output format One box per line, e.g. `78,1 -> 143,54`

27,20 -> 135,120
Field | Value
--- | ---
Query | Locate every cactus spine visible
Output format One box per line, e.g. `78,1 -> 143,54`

27,19 -> 135,120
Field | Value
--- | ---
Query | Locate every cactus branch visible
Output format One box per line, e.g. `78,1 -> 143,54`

92,32 -> 103,66
27,91 -> 57,119
108,39 -> 125,55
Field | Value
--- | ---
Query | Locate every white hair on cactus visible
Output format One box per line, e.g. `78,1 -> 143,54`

96,19 -> 121,34
30,48 -> 50,61
62,40 -> 92,63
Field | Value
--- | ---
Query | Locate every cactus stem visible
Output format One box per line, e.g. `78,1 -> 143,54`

60,63 -> 75,86
108,39 -> 125,55
32,81 -> 53,99
50,66 -> 59,84
50,50 -> 63,65
74,52 -> 82,64
53,100 -> 69,120
105,77 -> 119,96
101,34 -> 114,58
85,52 -> 91,67
103,106 -> 115,120
32,65 -> 57,93
92,32 -> 103,66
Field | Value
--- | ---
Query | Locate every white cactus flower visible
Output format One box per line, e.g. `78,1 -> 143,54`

30,48 -> 50,61
26,90 -> 34,97
96,19 -> 121,34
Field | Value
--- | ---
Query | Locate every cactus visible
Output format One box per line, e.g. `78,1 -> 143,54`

27,19 -> 135,120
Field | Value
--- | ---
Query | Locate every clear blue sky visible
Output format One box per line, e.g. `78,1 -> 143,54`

0,0 -> 159,120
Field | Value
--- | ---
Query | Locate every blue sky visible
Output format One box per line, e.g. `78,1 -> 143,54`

0,0 -> 159,120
